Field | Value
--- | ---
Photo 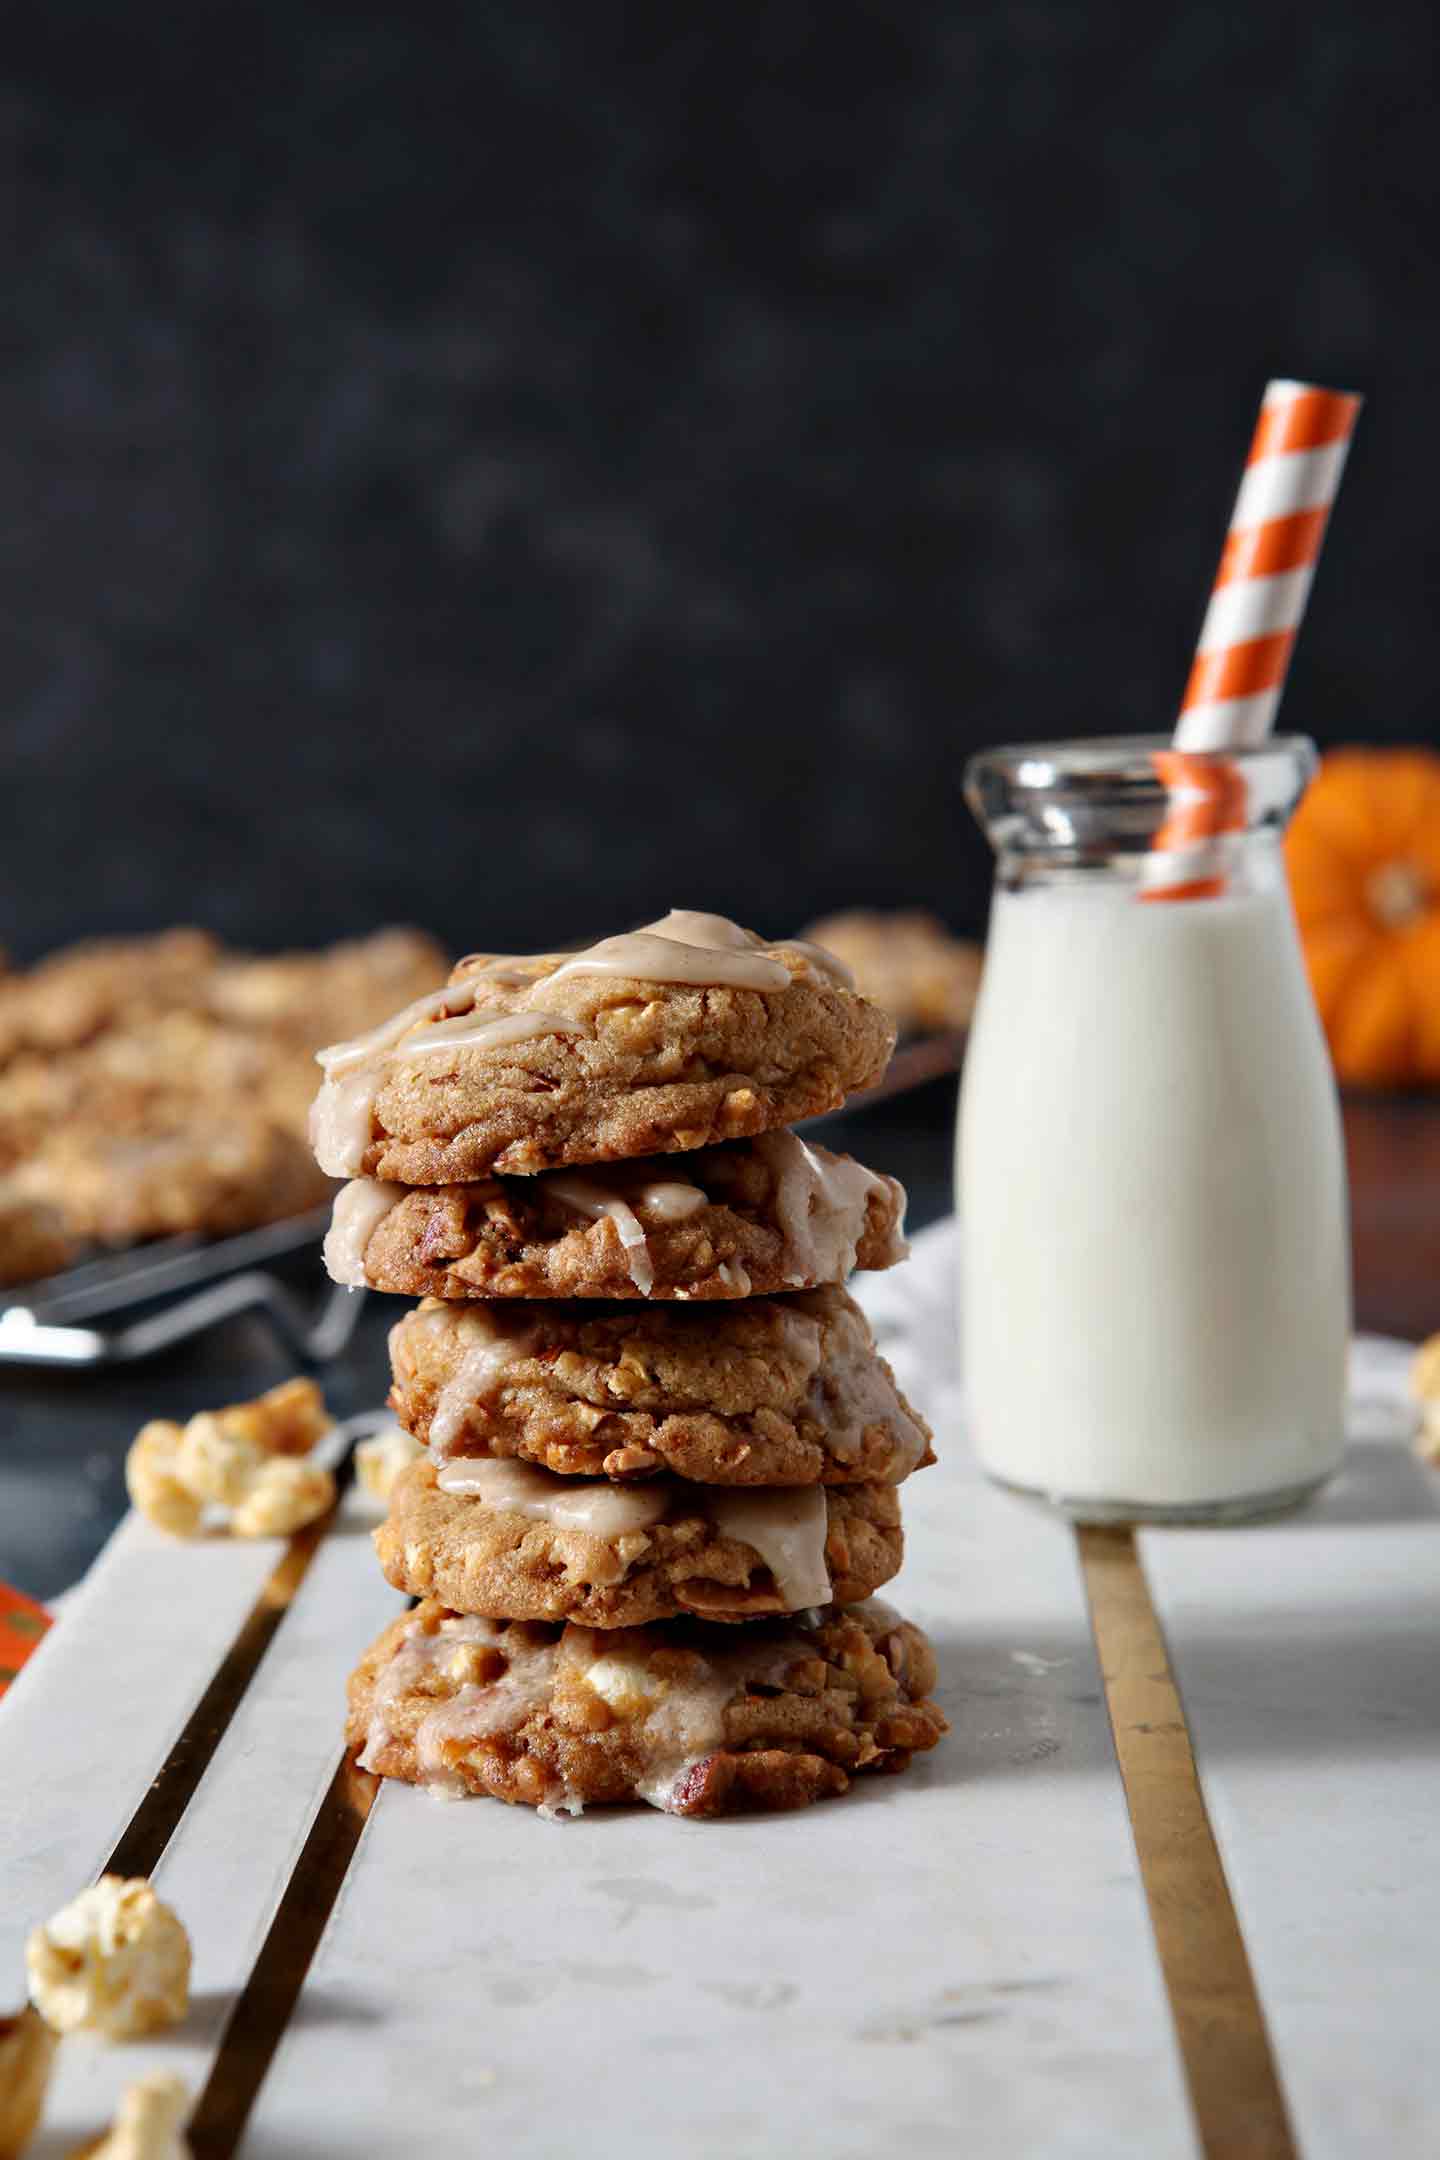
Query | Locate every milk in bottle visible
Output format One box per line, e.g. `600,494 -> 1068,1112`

957,736 -> 1348,1522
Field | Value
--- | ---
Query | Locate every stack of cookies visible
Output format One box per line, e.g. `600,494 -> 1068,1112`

313,909 -> 947,1820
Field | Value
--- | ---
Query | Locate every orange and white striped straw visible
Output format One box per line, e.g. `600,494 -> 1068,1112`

1175,378 -> 1362,752
1143,377 -> 1361,900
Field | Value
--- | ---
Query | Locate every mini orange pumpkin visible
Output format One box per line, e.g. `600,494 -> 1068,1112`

1285,747 -> 1440,1086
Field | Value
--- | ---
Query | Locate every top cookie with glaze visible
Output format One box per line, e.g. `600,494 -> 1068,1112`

308,910 -> 895,1184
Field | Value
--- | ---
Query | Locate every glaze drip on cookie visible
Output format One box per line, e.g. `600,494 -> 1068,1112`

358,1613 -> 566,1805
753,1129 -> 909,1286
434,1456 -> 673,1537
323,1178 -> 407,1286
700,1486 -> 830,1608
548,910 -> 793,991
541,1169 -> 708,1294
312,993 -> 583,1178
426,1313 -> 538,1451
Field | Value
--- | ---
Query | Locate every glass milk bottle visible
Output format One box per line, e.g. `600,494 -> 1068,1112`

957,736 -> 1349,1523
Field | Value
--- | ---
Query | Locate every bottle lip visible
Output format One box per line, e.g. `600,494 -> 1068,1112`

964,734 -> 1317,858
965,732 -> 1316,792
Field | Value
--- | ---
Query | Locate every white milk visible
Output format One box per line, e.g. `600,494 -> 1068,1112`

958,880 -> 1348,1516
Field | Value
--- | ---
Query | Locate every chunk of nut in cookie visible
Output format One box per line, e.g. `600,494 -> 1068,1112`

584,1652 -> 668,1718
67,2073 -> 191,2160
0,2004 -> 57,2159
125,1380 -> 336,1539
26,1877 -> 191,2040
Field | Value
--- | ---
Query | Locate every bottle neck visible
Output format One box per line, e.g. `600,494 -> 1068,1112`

992,824 -> 1287,898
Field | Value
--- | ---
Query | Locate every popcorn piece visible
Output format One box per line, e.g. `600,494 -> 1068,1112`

355,1422 -> 423,1504
124,1381 -> 335,1539
1412,1333 -> 1440,1402
229,1456 -> 335,1537
213,1376 -> 331,1458
68,2074 -> 191,2160
26,1877 -> 191,2039
124,1424 -> 204,1539
1410,1335 -> 1440,1465
0,2005 -> 56,2159
175,1413 -> 265,1506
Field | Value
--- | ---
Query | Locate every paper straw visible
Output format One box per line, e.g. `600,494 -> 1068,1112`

1143,378 -> 1361,900
1140,751 -> 1249,902
1175,379 -> 1362,752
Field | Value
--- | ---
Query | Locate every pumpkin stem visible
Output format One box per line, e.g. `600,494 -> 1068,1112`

1366,858 -> 1429,930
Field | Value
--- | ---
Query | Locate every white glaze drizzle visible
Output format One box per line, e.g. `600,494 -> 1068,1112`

435,1456 -> 672,1536
428,1312 -> 539,1453
539,1168 -> 707,1294
407,1007 -> 574,1057
634,1179 -> 708,1224
360,1614 -> 561,1792
771,1302 -> 826,1378
778,936 -> 856,987
547,909 -> 791,991
797,1289 -> 928,1473
754,1129 -> 909,1285
702,1485 -> 831,1609
316,981 -> 473,1076
322,1178 -> 407,1287
566,1625 -> 817,1813
544,1175 -> 655,1293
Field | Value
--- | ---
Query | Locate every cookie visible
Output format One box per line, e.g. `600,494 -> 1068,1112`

205,927 -> 447,1046
0,930 -> 221,1066
387,1281 -> 932,1485
374,1454 -> 902,1624
801,910 -> 983,1035
0,1191 -> 75,1286
11,1115 -> 329,1245
325,1129 -> 907,1301
309,908 -> 895,1183
0,926 -> 447,1277
347,1595 -> 946,1816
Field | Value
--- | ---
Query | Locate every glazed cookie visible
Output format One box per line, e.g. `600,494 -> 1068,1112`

0,1191 -> 75,1286
386,1281 -> 932,1485
374,1455 -> 902,1624
308,909 -> 894,1183
348,1595 -> 947,1816
0,929 -> 220,1066
205,927 -> 447,1045
801,910 -> 983,1035
325,1129 -> 907,1300
13,1115 -> 329,1244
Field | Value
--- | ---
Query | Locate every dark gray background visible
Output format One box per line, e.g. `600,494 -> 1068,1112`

3,3 -> 1432,962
